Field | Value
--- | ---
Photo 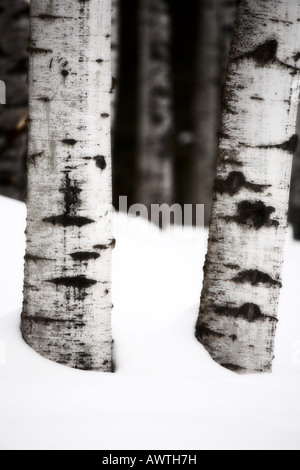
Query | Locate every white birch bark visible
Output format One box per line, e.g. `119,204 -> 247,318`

136,0 -> 174,208
0,0 -> 29,201
196,0 -> 300,373
21,0 -> 114,372
189,0 -> 236,226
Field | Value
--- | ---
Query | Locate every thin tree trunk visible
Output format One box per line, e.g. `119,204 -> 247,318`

0,0 -> 29,201
289,102 -> 300,239
136,0 -> 174,208
196,0 -> 300,373
111,0 -> 119,131
22,0 -> 113,372
189,0 -> 236,226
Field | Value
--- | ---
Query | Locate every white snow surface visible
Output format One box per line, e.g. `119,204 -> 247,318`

0,195 -> 300,450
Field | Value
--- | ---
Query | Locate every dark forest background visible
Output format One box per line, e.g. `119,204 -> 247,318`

114,0 -> 199,209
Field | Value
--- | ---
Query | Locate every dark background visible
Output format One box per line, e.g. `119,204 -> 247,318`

114,0 -> 200,208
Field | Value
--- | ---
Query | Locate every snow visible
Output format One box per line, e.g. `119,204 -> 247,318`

0,196 -> 300,450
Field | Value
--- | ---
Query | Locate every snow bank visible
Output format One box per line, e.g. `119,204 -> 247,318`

0,196 -> 300,450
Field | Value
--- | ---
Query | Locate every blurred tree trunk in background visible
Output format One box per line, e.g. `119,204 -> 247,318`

0,0 -> 29,201
136,0 -> 174,208
196,0 -> 300,373
22,0 -> 114,372
289,102 -> 300,240
111,0 -> 119,133
188,0 -> 236,225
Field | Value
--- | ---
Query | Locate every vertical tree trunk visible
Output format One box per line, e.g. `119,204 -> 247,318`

21,0 -> 114,372
289,103 -> 300,240
189,0 -> 236,226
111,0 -> 119,131
0,0 -> 29,201
196,0 -> 300,373
136,0 -> 174,208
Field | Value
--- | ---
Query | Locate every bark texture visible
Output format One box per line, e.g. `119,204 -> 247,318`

189,0 -> 236,225
136,0 -> 174,208
22,0 -> 113,372
196,0 -> 300,373
0,0 -> 29,201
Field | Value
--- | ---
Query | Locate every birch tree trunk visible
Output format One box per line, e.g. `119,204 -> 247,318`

196,0 -> 300,373
189,0 -> 236,226
136,0 -> 174,208
0,0 -> 29,201
21,0 -> 114,372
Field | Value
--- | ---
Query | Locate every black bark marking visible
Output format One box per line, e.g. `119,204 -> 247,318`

215,172 -> 269,196
101,113 -> 109,118
43,215 -> 95,227
215,303 -> 277,323
250,95 -> 264,101
225,201 -> 279,229
232,269 -> 281,287
93,239 -> 116,250
38,96 -> 52,103
27,47 -> 53,54
196,323 -> 225,339
258,135 -> 298,154
37,14 -> 70,20
239,40 -> 278,67
70,252 -> 100,261
294,53 -> 300,61
229,335 -> 237,342
96,59 -> 103,63
110,77 -> 117,94
60,173 -> 81,214
62,139 -> 77,146
221,363 -> 247,372
222,159 -> 243,166
61,70 -> 69,78
25,254 -> 52,262
224,264 -> 240,270
29,151 -> 44,165
94,156 -> 107,170
48,276 -> 97,289
22,315 -> 86,327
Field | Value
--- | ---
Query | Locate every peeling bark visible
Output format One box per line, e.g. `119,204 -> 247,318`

196,0 -> 300,373
22,0 -> 113,372
136,0 -> 174,208
0,0 -> 29,201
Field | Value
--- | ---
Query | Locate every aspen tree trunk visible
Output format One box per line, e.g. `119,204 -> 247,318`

196,0 -> 300,373
21,0 -> 114,372
0,0 -> 29,201
189,0 -> 236,226
137,0 -> 174,208
111,0 -> 119,131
